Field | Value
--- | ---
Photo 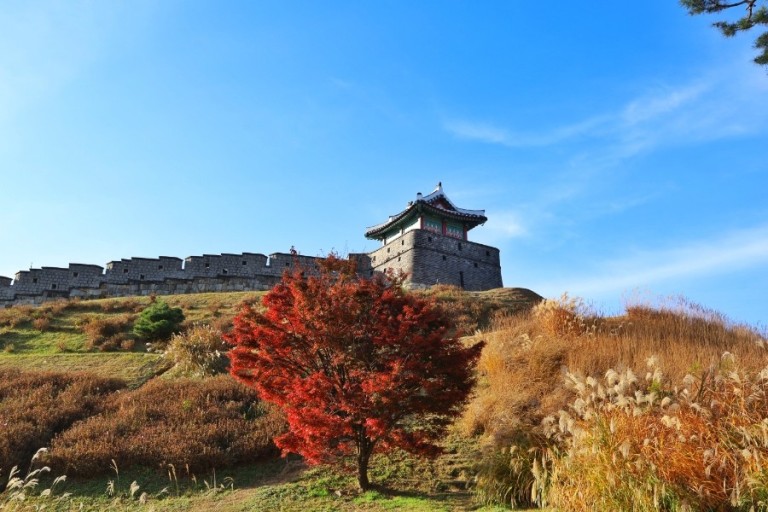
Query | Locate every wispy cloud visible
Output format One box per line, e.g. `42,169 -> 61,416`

444,115 -> 608,148
539,224 -> 768,297
476,210 -> 529,244
444,61 -> 768,162
621,83 -> 707,126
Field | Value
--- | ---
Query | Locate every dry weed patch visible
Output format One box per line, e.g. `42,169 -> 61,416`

467,295 -> 768,509
79,313 -> 135,351
545,356 -> 768,511
0,370 -> 125,471
165,323 -> 229,377
47,376 -> 285,476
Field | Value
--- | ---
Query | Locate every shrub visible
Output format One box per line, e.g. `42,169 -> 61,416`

47,376 -> 284,476
165,324 -> 229,377
0,370 -> 125,471
32,316 -> 52,332
133,301 -> 184,342
37,300 -> 68,317
80,314 -> 135,352
0,305 -> 34,328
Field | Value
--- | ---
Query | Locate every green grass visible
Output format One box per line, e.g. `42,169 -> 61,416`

8,448 -> 509,511
0,353 -> 168,387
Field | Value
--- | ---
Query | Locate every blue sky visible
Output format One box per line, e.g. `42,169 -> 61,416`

1,1 -> 767,326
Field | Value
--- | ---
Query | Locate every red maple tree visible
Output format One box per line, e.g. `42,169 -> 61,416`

227,255 -> 483,490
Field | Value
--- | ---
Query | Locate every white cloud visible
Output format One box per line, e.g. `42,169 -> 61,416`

444,60 -> 768,162
541,224 -> 768,297
486,211 -> 528,237
444,115 -> 607,148
621,83 -> 707,126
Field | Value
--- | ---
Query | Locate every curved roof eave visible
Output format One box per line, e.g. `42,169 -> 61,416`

365,202 -> 487,240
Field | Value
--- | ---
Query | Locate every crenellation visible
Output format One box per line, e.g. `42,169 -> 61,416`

0,276 -> 13,301
0,183 -> 506,307
105,257 -> 185,283
68,263 -> 105,289
0,250 -> 327,307
184,253 -> 271,278
267,253 -> 320,273
362,230 -> 502,291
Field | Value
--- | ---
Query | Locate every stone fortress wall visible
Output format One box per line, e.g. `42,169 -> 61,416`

0,231 -> 503,307
351,229 -> 502,292
0,252 -> 322,307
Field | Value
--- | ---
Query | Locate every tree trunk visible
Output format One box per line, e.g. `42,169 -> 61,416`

356,433 -> 372,491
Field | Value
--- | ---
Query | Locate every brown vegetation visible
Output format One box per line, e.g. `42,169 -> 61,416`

46,376 -> 285,476
0,370 -> 125,471
466,295 -> 768,510
165,323 -> 229,377
78,313 -> 136,351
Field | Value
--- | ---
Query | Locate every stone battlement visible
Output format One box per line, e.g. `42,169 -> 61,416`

0,185 -> 506,306
1,231 -> 504,307
352,230 -> 502,291
0,252 -> 323,306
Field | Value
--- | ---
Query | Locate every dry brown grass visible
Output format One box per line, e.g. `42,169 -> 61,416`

421,285 -> 542,335
46,376 -> 284,476
466,295 -> 768,508
465,295 -> 766,440
0,305 -> 35,328
165,323 -> 229,377
543,357 -> 768,511
0,370 -> 125,471
79,313 -> 136,351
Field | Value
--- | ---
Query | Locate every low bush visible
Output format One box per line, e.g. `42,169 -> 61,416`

0,370 -> 125,471
0,305 -> 34,328
32,316 -> 52,332
47,376 -> 285,476
99,298 -> 144,313
37,300 -> 69,317
79,314 -> 135,351
165,324 -> 229,377
133,300 -> 184,342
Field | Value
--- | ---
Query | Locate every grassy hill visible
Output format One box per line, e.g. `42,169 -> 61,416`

1,288 -> 766,511
0,287 -> 538,511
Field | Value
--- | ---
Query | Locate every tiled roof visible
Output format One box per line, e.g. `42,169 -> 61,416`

365,183 -> 487,239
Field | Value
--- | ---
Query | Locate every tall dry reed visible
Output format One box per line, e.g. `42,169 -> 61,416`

466,295 -> 767,509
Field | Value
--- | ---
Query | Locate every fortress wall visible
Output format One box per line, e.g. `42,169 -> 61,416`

366,234 -> 417,278
0,251 -> 328,307
105,257 -> 185,283
184,253 -> 269,278
0,276 -> 13,301
366,230 -> 502,291
268,253 -> 321,274
69,264 -> 105,288
409,230 -> 502,291
0,233 -> 502,307
12,267 -> 71,294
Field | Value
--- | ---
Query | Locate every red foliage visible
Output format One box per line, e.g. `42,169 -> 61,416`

227,255 -> 483,489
